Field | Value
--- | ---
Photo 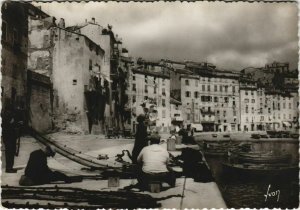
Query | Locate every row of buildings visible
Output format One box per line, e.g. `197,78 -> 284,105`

127,60 -> 299,133
2,2 -> 299,135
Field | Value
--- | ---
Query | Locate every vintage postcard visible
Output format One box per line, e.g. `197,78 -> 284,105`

1,0 -> 299,209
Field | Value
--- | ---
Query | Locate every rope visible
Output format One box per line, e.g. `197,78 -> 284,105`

180,176 -> 187,209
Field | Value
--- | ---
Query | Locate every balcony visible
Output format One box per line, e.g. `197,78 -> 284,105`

201,110 -> 215,115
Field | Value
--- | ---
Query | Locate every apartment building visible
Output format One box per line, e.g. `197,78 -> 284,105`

129,60 -> 171,134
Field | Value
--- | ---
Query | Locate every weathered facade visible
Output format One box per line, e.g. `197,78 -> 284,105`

1,2 -> 51,132
27,70 -> 52,132
1,2 -> 28,113
67,18 -> 128,133
28,17 -> 106,134
128,60 -> 171,134
180,62 -> 240,132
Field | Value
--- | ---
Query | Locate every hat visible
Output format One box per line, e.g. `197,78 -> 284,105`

45,145 -> 56,157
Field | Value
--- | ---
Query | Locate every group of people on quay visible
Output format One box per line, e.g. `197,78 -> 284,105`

2,100 -> 197,189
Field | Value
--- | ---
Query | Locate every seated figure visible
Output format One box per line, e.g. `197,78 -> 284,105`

137,136 -> 176,190
19,145 -> 71,186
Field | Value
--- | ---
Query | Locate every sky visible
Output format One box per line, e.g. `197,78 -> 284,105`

35,2 -> 298,71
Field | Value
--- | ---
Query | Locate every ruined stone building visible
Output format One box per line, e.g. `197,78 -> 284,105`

28,16 -> 106,134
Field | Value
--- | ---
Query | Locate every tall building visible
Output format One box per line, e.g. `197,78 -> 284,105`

2,2 -> 29,112
67,18 -> 128,133
180,62 -> 240,132
128,59 -> 171,134
28,16 -> 106,134
1,2 -> 51,132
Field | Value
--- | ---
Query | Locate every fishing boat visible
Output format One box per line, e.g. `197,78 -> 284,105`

222,162 -> 299,178
230,151 -> 292,164
202,141 -> 229,157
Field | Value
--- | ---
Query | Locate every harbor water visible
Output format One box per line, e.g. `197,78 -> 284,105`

202,140 -> 299,208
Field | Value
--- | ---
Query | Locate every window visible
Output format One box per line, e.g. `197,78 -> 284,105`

214,85 -> 217,92
207,85 -> 210,92
195,80 -> 198,87
251,107 -> 254,114
162,79 -> 165,86
202,85 -> 205,91
214,97 -> 218,102
132,96 -> 136,103
89,59 -> 92,70
144,76 -> 148,83
145,85 -> 148,93
185,79 -> 189,86
2,21 -> 7,41
132,84 -> 136,91
13,28 -> 18,44
251,99 -> 255,103
224,86 -> 228,92
244,99 -> 249,103
260,116 -> 264,121
12,64 -> 18,78
162,88 -> 166,96
224,97 -> 229,103
245,91 -> 248,95
289,103 -> 292,109
132,76 -> 135,81
187,113 -> 190,120
233,110 -> 237,116
185,91 -> 190,97
194,91 -> 198,98
232,86 -> 236,93
220,86 -> 223,92
283,103 -> 286,109
154,87 -> 157,94
278,114 -> 281,119
223,110 -> 226,117
162,110 -> 166,118
283,114 -> 286,119
11,87 -> 16,102
246,105 -> 249,113
289,114 -> 292,119
233,100 -> 236,106
251,91 -> 254,96
162,99 -> 166,107
268,108 -> 271,114
72,79 -> 77,85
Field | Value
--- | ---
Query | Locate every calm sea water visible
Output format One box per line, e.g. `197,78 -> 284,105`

206,155 -> 299,208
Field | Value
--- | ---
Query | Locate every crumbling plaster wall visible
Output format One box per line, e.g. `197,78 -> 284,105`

52,27 -> 104,133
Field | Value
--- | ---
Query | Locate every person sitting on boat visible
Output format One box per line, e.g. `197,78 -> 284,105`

19,145 -> 72,186
137,136 -> 176,190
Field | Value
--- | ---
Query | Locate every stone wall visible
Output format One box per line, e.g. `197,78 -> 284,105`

27,71 -> 52,133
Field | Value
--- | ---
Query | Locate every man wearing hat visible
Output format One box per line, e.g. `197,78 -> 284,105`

19,145 -> 71,186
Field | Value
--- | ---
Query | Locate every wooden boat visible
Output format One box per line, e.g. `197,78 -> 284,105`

222,162 -> 299,178
202,142 -> 229,157
230,151 -> 292,164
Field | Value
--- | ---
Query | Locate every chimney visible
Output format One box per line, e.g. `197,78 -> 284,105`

91,17 -> 95,23
58,18 -> 65,28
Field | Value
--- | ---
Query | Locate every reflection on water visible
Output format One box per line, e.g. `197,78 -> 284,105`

203,141 -> 299,208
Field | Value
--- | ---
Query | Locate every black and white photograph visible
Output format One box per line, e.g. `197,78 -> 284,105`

1,0 -> 299,208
